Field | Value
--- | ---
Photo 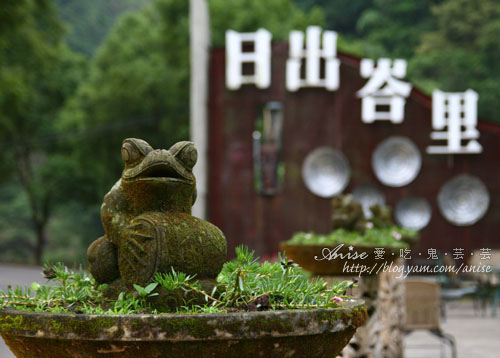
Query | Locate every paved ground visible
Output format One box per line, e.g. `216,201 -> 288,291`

0,264 -> 499,357
405,299 -> 500,358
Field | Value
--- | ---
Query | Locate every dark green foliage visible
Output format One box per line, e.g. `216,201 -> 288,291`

0,0 -> 87,263
408,0 -> 500,122
209,0 -> 324,46
356,0 -> 441,58
294,0 -> 373,35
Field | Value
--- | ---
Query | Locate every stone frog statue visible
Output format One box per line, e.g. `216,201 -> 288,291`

87,138 -> 227,304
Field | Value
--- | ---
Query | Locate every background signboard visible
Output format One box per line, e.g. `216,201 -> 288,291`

208,42 -> 500,260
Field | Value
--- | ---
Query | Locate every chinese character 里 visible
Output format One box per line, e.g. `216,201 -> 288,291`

427,89 -> 481,154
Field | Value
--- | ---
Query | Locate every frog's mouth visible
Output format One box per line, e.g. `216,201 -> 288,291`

133,162 -> 192,182
122,156 -> 194,184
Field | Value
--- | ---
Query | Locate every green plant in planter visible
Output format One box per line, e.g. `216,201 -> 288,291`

0,246 -> 356,315
287,226 -> 415,248
287,194 -> 418,249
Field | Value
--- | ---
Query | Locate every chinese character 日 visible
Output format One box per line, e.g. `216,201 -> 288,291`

357,58 -> 412,123
226,29 -> 272,90
427,89 -> 482,154
286,26 -> 340,91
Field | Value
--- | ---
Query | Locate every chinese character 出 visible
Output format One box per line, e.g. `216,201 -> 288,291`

427,248 -> 438,260
427,89 -> 481,154
286,26 -> 340,91
226,29 -> 272,90
400,248 -> 411,260
374,248 -> 385,260
480,248 -> 491,260
357,58 -> 412,123
453,248 -> 465,260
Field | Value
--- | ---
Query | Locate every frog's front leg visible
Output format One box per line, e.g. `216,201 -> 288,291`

87,235 -> 120,284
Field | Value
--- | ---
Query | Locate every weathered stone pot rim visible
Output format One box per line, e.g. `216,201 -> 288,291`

280,242 -> 401,275
0,299 -> 366,342
281,242 -> 401,250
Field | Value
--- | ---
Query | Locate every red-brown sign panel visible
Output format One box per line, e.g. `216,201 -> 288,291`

208,42 -> 500,260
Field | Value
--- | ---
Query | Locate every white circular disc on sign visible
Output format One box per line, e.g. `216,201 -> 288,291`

437,174 -> 489,226
302,147 -> 350,198
395,197 -> 432,230
372,136 -> 421,187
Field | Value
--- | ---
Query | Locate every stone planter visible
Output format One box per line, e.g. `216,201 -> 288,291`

280,243 -> 398,276
0,299 -> 367,358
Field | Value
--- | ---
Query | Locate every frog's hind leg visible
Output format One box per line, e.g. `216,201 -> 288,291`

87,236 -> 120,284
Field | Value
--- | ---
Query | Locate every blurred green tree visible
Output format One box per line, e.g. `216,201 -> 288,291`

59,0 -> 324,198
409,0 -> 500,122
209,0 -> 323,46
0,0 -> 322,264
294,0 -> 373,36
356,0 -> 441,58
0,0 -> 87,263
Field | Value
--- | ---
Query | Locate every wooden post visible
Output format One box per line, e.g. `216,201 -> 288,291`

189,0 -> 210,219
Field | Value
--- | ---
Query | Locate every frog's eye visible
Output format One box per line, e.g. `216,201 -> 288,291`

169,142 -> 197,170
121,142 -> 141,166
177,145 -> 197,170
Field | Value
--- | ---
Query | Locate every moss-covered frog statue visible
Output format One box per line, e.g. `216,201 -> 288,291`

87,138 -> 227,304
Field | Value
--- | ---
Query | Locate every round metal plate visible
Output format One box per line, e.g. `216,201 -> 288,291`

438,175 -> 490,226
302,147 -> 350,198
395,197 -> 432,230
352,184 -> 386,218
372,136 -> 421,187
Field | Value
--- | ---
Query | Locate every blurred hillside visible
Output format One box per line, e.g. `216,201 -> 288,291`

57,0 -> 152,56
1,0 -> 499,265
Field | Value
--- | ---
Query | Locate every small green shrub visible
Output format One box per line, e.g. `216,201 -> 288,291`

287,226 -> 417,248
0,247 -> 355,315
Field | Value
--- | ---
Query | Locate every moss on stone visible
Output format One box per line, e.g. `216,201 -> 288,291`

0,300 -> 367,357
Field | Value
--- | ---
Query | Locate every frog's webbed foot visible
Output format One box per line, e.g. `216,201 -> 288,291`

123,221 -> 152,265
118,215 -> 159,287
87,236 -> 120,284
